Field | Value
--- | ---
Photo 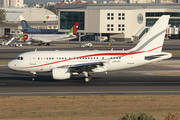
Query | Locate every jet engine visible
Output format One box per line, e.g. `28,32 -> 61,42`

52,68 -> 71,80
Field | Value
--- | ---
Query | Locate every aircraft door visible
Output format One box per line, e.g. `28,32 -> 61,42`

127,56 -> 134,64
30,54 -> 36,65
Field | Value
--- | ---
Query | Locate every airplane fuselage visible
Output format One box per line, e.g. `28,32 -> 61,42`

23,28 -> 58,34
8,50 -> 172,73
26,34 -> 76,43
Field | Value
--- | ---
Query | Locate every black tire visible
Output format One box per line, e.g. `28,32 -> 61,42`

32,77 -> 36,81
85,76 -> 92,82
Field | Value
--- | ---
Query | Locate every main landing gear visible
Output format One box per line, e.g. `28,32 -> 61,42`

46,43 -> 50,46
38,41 -> 42,46
83,72 -> 92,82
31,72 -> 36,81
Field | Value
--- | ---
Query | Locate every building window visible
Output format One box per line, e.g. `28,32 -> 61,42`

60,11 -> 84,30
146,18 -> 180,27
122,17 -> 125,20
122,24 -> 125,27
118,13 -> 121,16
107,24 -> 110,27
107,28 -> 110,31
118,24 -> 121,27
111,24 -> 113,27
146,12 -> 180,17
107,13 -> 114,20
118,28 -> 121,31
122,13 -> 125,16
122,28 -> 125,31
118,17 -> 121,20
111,28 -> 113,31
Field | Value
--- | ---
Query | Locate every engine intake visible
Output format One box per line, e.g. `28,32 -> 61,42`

52,68 -> 71,80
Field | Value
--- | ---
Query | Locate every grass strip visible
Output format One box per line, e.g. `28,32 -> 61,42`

154,72 -> 180,76
0,60 -> 10,65
0,95 -> 179,120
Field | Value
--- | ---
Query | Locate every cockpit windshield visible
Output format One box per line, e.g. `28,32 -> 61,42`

17,57 -> 23,60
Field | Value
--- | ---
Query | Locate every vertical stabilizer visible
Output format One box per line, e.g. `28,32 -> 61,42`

130,15 -> 170,52
20,15 -> 31,30
66,22 -> 79,35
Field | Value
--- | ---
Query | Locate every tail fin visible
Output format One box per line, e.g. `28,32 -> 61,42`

20,15 -> 31,30
66,22 -> 79,35
130,15 -> 170,52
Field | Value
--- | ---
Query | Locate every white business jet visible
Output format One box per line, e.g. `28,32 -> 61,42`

23,22 -> 79,46
20,15 -> 58,34
7,15 -> 172,82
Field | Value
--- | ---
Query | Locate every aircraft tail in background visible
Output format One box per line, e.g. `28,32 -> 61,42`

66,22 -> 79,35
20,15 -> 32,30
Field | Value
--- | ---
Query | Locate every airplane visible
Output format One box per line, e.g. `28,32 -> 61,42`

7,15 -> 172,82
23,22 -> 79,46
20,15 -> 58,34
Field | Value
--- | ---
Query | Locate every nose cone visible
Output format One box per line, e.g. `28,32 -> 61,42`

7,61 -> 14,70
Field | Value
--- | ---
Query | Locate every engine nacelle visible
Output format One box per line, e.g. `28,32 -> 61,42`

52,68 -> 71,80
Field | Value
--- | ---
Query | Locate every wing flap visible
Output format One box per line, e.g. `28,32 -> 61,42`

58,61 -> 104,68
57,61 -> 106,73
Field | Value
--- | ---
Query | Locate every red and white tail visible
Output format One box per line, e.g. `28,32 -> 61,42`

73,22 -> 79,35
23,34 -> 28,42
66,22 -> 79,35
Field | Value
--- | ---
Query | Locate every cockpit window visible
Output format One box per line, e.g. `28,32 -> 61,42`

17,57 -> 23,60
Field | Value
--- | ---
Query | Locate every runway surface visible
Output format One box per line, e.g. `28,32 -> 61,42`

0,59 -> 180,96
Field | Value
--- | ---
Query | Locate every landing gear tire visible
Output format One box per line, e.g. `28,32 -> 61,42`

46,43 -> 50,46
38,42 -> 42,46
85,76 -> 92,82
32,77 -> 36,81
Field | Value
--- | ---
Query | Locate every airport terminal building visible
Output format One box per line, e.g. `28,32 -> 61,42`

55,4 -> 180,41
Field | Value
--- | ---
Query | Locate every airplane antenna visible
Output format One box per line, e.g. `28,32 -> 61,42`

111,48 -> 113,51
35,49 -> 37,51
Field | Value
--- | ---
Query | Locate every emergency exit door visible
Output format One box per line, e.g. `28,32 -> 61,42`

30,54 -> 36,65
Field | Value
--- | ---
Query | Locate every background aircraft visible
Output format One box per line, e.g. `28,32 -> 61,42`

23,22 -> 79,45
7,15 -> 172,82
20,15 -> 58,34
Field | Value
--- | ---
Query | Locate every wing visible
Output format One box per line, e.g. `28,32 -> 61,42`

55,35 -> 77,41
58,61 -> 108,73
33,38 -> 52,43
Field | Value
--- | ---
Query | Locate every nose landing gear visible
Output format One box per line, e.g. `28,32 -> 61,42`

31,71 -> 36,81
